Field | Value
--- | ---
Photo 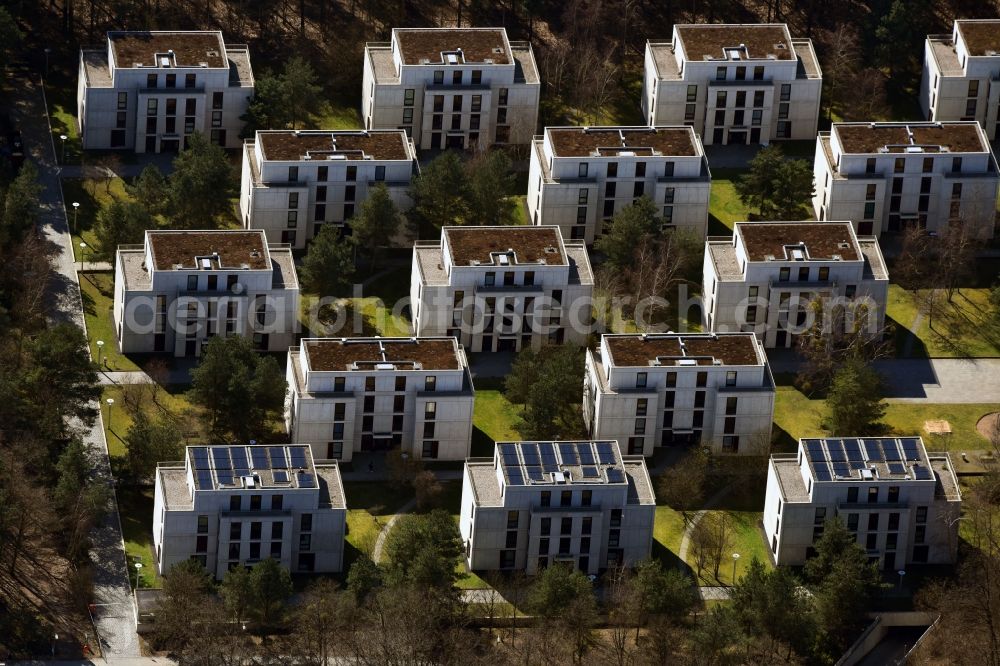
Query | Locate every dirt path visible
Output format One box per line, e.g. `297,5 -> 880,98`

676,485 -> 734,573
372,498 -> 417,564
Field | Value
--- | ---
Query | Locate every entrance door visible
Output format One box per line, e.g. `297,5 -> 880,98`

446,134 -> 465,149
145,136 -> 157,152
430,132 -> 442,149
775,330 -> 788,348
712,128 -> 724,144
160,139 -> 180,153
727,131 -> 747,145
481,335 -> 493,352
497,338 -> 517,352
184,339 -> 197,356
750,128 -> 761,143
215,129 -> 227,146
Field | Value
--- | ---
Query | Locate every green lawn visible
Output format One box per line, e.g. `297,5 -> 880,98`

62,178 -> 131,261
314,102 -> 363,130
774,382 -> 998,453
44,80 -> 83,166
708,168 -> 750,233
79,271 -> 142,372
887,285 -> 1000,358
691,510 -> 771,587
118,486 -> 162,589
472,379 -> 520,456
101,384 -> 205,462
653,506 -> 685,556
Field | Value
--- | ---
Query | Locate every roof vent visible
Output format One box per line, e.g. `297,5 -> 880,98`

199,62 -> 208,68
419,58 -> 430,64
713,359 -> 722,365
677,358 -> 698,366
775,42 -> 787,49
838,242 -> 850,249
206,50 -> 219,57
375,363 -> 394,370
763,254 -> 776,261
493,47 -> 504,54
240,263 -> 250,269
250,249 -> 260,258
498,254 -> 509,266
484,58 -> 494,64
544,246 -> 558,254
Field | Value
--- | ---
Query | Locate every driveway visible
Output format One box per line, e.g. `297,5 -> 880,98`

8,74 -> 141,659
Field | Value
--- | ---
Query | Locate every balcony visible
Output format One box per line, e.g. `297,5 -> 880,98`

768,278 -> 837,292
475,283 -> 544,295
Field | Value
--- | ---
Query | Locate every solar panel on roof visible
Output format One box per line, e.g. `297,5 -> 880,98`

901,438 -> 921,461
813,463 -> 833,481
191,447 -> 211,469
884,442 -> 902,462
581,465 -> 599,478
216,469 -> 235,486
506,467 -> 525,485
526,466 -> 544,482
887,463 -> 906,476
558,443 -> 579,466
212,447 -> 232,470
289,446 -> 308,469
805,440 -> 825,461
862,439 -> 884,461
849,460 -> 866,470
273,470 -> 289,483
912,465 -> 933,480
269,447 -> 288,469
195,469 -> 213,489
596,442 -> 616,465
832,462 -> 851,478
230,447 -> 250,476
500,443 -> 520,465
606,468 -> 625,484
539,443 -> 558,472
298,472 -> 316,488
521,444 -> 540,467
577,443 -> 596,466
251,448 -> 269,470
828,441 -> 847,462
843,439 -> 863,461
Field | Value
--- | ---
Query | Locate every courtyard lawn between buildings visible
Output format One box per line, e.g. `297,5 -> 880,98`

707,168 -> 751,234
62,177 -> 130,261
118,486 -> 162,589
79,271 -> 143,372
471,378 -> 521,457
887,285 -> 1000,358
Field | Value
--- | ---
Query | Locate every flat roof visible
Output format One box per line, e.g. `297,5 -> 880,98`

834,122 -> 987,154
188,445 -> 318,490
497,440 -> 628,487
957,20 -> 1000,56
801,437 -> 933,483
736,222 -> 861,262
605,333 -> 761,367
109,31 -> 226,69
444,226 -> 566,266
546,127 -> 697,158
394,28 -> 511,65
256,130 -> 411,162
303,337 -> 461,372
675,24 -> 793,61
147,231 -> 270,270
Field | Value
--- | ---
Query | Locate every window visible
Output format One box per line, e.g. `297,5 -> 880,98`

779,84 -> 791,101
819,267 -> 829,281
966,99 -> 977,117
581,490 -> 592,507
888,512 -> 900,531
610,509 -> 622,528
184,73 -> 196,88
196,535 -> 207,552
301,513 -> 312,532
686,84 -> 697,102
815,507 -> 827,525
665,372 -> 677,388
433,70 -> 444,85
636,372 -> 647,388
868,513 -> 879,531
608,530 -> 620,548
867,487 -> 879,503
969,80 -> 980,97
914,525 -> 926,544
250,522 -> 262,540
916,506 -> 927,523
847,513 -> 859,531
424,401 -> 437,419
684,103 -> 696,121
230,496 -> 241,511
753,66 -> 764,80
726,397 -> 738,415
540,492 -> 551,508
633,182 -> 645,198
735,66 -> 746,81
847,487 -> 859,503
299,534 -> 311,551
779,266 -> 790,282
403,88 -> 414,106
952,157 -> 963,173
250,495 -> 262,511
230,522 -> 242,540
864,202 -> 876,219
229,543 -> 240,560
636,398 -> 648,417
866,533 -> 877,550
634,418 -> 646,435
271,495 -> 283,510
607,162 -> 618,178
560,491 -> 572,508
147,98 -> 157,116
498,88 -> 508,105
117,92 -> 128,110
146,73 -> 157,88
726,371 -> 737,387
605,182 -> 616,198
778,103 -> 789,119
887,486 -> 900,503
452,71 -> 462,85
865,158 -> 877,174
524,271 -> 535,286
185,98 -> 196,116
716,90 -> 727,107
560,517 -> 572,534
696,371 -> 708,387
716,66 -> 726,80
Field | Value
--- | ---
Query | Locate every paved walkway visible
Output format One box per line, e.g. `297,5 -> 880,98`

10,74 -> 140,660
767,351 -> 1000,403
698,586 -> 732,601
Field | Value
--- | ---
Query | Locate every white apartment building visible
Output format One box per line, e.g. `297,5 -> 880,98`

703,222 -> 889,349
410,226 -> 594,352
813,121 -> 1000,239
642,24 -> 821,145
583,333 -> 775,455
78,31 -> 253,152
527,126 -> 711,244
362,28 -> 540,150
763,437 -> 961,569
922,20 -> 1000,140
153,444 -> 346,579
460,440 -> 656,575
113,230 -> 299,356
240,129 -> 419,250
285,337 -> 475,462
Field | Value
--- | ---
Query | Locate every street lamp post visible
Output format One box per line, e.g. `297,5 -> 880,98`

96,340 -> 105,367
79,241 -> 87,271
134,562 -> 143,590
52,633 -> 58,658
72,201 -> 80,233
60,134 -> 68,163
731,552 -> 741,585
897,569 -> 906,591
44,48 -> 51,79
106,397 -> 115,427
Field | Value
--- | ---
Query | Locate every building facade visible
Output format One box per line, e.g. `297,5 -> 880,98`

411,226 -> 594,352
460,440 -> 656,575
922,20 -> 1000,140
78,31 -> 253,152
703,222 -> 889,349
642,24 -> 821,145
153,444 -> 346,579
526,126 -> 711,244
813,121 -> 1000,239
583,333 -> 775,455
362,28 -> 540,150
240,129 -> 419,250
763,437 -> 962,568
285,337 -> 475,462
113,230 -> 299,356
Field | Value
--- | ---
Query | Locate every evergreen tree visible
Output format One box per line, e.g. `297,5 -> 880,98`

167,133 -> 235,229
595,197 -> 660,268
127,164 -> 169,216
408,152 -> 470,235
282,56 -> 323,129
467,150 -> 516,225
299,225 -> 355,296
93,200 -> 154,261
824,357 -> 886,435
1,161 -> 41,249
382,510 -> 463,591
505,345 -> 586,440
122,411 -> 183,484
734,146 -> 815,219
351,183 -> 401,270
